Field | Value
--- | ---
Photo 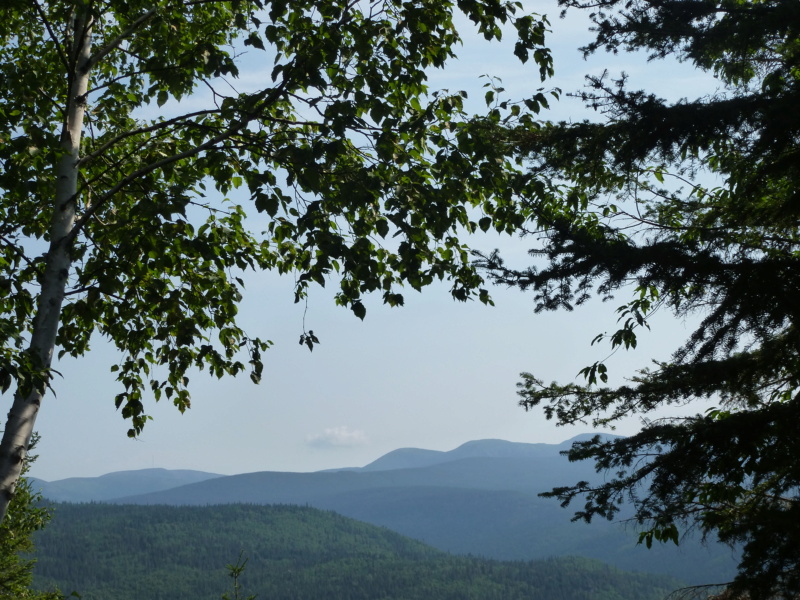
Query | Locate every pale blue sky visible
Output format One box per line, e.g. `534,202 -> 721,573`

29,1 -> 717,481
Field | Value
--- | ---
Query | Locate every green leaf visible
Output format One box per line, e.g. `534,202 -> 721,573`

351,301 -> 366,320
244,32 -> 265,50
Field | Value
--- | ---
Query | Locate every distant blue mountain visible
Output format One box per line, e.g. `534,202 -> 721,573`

29,468 -> 222,502
360,434 -> 618,471
31,434 -> 617,502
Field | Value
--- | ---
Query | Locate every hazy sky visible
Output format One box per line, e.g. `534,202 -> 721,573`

28,1 -> 718,481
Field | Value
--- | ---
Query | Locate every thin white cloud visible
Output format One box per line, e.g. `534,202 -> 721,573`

306,426 -> 370,448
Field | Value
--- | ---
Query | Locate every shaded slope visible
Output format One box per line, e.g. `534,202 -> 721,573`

320,486 -> 737,583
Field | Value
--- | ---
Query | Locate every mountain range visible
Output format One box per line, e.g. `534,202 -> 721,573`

31,434 -> 738,585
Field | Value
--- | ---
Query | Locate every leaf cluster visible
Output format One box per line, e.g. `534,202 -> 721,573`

0,0 -> 553,434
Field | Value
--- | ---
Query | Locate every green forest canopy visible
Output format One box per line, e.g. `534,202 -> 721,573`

31,502 -> 684,600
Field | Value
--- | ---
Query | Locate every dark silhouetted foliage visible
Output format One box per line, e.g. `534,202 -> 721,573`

478,1 -> 800,598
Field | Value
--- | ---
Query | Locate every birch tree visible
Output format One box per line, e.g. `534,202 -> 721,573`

0,0 -> 553,523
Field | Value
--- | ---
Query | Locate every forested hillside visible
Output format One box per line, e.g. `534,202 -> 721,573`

32,503 -> 683,600
103,455 -> 736,583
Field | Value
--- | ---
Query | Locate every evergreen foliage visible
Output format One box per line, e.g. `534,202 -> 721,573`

478,1 -> 800,598
0,437 -> 62,600
31,502 -> 683,600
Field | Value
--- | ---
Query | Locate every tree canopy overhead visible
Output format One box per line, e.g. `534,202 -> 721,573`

479,1 -> 800,598
0,0 -> 553,523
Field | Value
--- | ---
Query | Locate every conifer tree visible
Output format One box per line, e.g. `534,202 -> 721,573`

480,1 -> 800,597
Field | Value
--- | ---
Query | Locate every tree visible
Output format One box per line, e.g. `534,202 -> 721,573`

0,0 -> 554,524
479,1 -> 800,598
221,552 -> 256,600
0,435 -> 63,599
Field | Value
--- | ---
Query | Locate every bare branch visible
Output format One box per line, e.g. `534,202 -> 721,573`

0,235 -> 35,267
78,109 -> 222,167
85,64 -> 179,95
86,7 -> 158,70
30,0 -> 70,71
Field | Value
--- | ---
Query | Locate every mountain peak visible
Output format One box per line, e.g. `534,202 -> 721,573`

360,434 -> 621,472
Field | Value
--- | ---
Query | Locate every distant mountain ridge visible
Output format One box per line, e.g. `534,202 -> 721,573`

30,434 -> 613,501
29,468 -> 222,503
30,434 -> 738,585
359,434 -> 608,471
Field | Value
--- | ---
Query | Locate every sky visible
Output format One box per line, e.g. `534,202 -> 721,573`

27,1 -> 720,481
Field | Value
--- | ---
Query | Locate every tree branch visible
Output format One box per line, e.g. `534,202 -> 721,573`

85,64 -> 180,95
78,108 -> 222,167
86,7 -> 158,70
0,235 -> 34,267
66,82 -> 290,245
30,0 -> 70,72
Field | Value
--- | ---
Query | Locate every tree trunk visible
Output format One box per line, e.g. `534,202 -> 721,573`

0,12 -> 93,523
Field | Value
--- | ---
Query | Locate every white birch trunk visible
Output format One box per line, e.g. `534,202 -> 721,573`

0,12 -> 93,523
